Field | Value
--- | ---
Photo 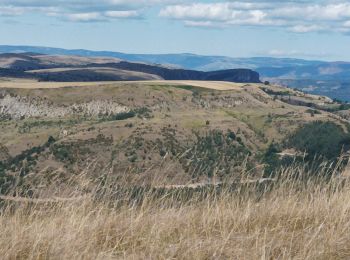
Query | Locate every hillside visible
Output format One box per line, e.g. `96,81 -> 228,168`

1,80 -> 349,193
2,79 -> 350,259
0,53 -> 260,83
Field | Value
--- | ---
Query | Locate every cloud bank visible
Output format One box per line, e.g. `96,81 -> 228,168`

1,0 -> 350,35
160,1 -> 350,34
0,0 -> 179,22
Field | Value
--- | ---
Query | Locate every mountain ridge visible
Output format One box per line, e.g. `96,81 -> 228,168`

0,45 -> 332,70
0,52 -> 260,83
2,45 -> 350,100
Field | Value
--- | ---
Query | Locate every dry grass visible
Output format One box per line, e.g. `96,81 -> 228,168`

1,166 -> 350,259
0,80 -> 247,90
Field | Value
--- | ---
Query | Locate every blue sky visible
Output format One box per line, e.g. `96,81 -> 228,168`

1,0 -> 350,61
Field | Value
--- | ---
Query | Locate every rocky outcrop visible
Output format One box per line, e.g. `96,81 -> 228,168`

0,94 -> 130,120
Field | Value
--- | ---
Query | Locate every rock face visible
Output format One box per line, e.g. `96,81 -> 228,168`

0,53 -> 261,83
203,69 -> 260,83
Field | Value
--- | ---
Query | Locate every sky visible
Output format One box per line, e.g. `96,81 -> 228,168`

1,0 -> 350,61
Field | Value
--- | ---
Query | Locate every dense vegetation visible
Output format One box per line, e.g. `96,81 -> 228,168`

119,127 -> 251,179
263,121 -> 350,177
287,121 -> 350,161
183,130 -> 251,178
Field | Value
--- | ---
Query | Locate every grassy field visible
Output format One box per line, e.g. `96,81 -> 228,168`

1,164 -> 350,259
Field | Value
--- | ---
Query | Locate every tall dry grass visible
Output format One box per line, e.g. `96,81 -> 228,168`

1,163 -> 350,259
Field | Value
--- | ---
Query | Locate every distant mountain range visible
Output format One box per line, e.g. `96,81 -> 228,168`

0,52 -> 260,83
0,45 -> 328,71
1,45 -> 350,100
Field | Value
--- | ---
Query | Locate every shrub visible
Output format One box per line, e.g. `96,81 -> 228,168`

134,107 -> 153,119
262,143 -> 281,177
47,136 -> 56,145
159,149 -> 167,157
227,129 -> 236,140
114,111 -> 136,121
306,109 -> 321,117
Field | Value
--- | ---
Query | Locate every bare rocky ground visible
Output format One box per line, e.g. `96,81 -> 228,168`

0,93 -> 130,120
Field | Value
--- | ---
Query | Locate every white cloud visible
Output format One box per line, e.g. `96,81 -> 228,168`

66,12 -> 102,22
0,6 -> 25,15
160,3 -> 270,22
270,3 -> 350,21
261,49 -> 333,59
3,0 -> 350,31
63,10 -> 141,22
160,1 -> 350,34
105,10 -> 140,18
289,25 -> 326,33
267,49 -> 301,56
0,0 -> 180,22
184,20 -> 222,28
0,5 -> 57,16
